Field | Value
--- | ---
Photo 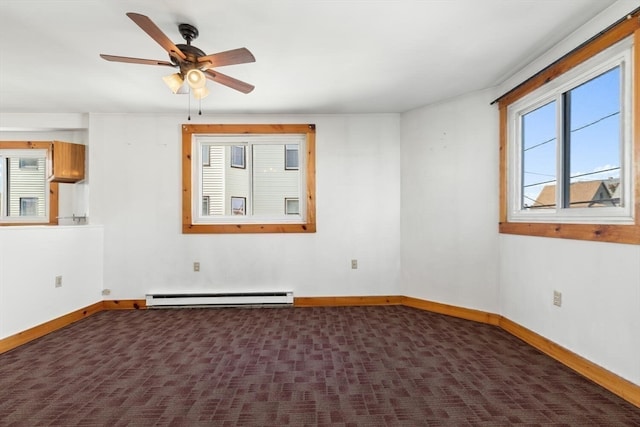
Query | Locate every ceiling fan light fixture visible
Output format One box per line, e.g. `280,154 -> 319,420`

100,12 -> 256,117
186,69 -> 206,89
162,73 -> 184,93
192,86 -> 210,100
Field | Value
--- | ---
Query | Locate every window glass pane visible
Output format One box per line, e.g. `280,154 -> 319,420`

201,145 -> 250,216
567,66 -> 621,208
2,155 -> 47,217
253,144 -> 300,215
521,101 -> 557,209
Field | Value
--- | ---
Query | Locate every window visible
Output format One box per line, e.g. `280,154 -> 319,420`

19,197 -> 38,216
498,15 -> 639,244
285,144 -> 299,170
230,146 -> 245,169
202,145 -> 210,167
285,198 -> 299,215
231,196 -> 246,215
19,158 -> 39,170
1,143 -> 58,225
202,196 -> 210,216
509,44 -> 631,223
182,124 -> 316,233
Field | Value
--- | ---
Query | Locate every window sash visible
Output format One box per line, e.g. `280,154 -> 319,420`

193,134 -> 307,224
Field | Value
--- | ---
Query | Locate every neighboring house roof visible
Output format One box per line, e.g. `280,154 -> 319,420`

604,178 -> 620,195
532,180 -> 613,208
605,178 -> 620,204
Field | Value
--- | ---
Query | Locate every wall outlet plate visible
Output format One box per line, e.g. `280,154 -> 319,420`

553,290 -> 562,307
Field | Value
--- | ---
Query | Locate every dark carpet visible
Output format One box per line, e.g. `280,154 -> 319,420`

0,306 -> 638,426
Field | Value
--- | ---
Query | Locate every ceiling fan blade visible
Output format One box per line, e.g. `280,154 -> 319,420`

204,70 -> 254,94
198,48 -> 256,69
100,54 -> 174,67
126,12 -> 186,61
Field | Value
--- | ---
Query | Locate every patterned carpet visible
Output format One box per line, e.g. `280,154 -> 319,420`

0,306 -> 638,426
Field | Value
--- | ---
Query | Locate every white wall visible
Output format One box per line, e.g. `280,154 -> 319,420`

500,235 -> 640,384
88,113 -> 401,299
0,118 -> 102,340
0,225 -> 104,338
398,0 -> 640,386
400,89 -> 500,313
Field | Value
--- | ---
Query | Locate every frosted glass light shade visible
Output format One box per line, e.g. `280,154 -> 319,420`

186,69 -> 207,89
162,73 -> 184,93
192,86 -> 210,100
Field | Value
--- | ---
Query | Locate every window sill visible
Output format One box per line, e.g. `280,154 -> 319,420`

183,223 -> 316,234
499,221 -> 640,244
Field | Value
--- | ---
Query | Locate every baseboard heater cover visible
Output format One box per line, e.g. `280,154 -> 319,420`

145,291 -> 294,308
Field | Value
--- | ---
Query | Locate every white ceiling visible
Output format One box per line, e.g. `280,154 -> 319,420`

0,0 -> 625,115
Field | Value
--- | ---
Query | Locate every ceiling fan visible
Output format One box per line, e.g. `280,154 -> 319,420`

100,12 -> 255,99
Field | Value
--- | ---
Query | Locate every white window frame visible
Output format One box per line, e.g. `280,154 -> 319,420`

192,134 -> 307,225
507,37 -> 633,225
0,148 -> 50,224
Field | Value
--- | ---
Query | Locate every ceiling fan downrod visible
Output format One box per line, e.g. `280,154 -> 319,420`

178,23 -> 198,45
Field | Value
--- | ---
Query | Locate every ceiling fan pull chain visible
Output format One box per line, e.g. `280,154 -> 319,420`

199,98 -> 202,116
187,87 -> 191,121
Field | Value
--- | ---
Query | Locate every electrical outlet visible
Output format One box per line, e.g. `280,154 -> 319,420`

102,289 -> 111,296
55,276 -> 63,288
351,259 -> 358,269
193,262 -> 200,272
553,290 -> 562,307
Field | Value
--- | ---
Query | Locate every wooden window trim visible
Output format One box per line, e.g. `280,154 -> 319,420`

0,141 -> 58,226
182,124 -> 316,234
497,13 -> 640,244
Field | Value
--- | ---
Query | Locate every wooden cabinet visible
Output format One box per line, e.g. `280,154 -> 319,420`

49,141 -> 85,183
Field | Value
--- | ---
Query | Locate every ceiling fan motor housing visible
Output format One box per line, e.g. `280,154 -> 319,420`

172,44 -> 207,74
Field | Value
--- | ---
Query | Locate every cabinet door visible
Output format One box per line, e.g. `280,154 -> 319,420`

50,141 -> 85,183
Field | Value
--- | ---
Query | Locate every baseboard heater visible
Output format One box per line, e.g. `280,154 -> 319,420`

145,291 -> 294,308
